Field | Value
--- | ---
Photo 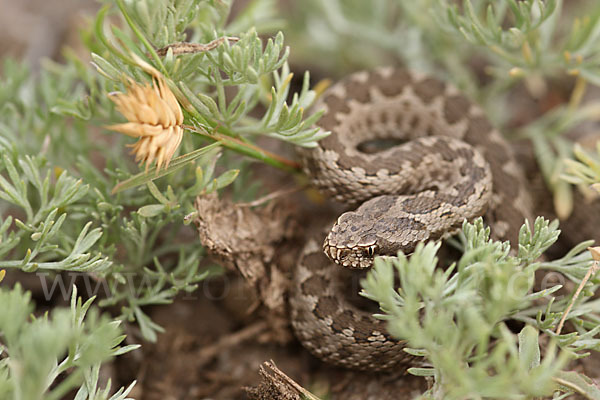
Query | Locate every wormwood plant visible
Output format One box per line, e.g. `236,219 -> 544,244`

0,0 -> 322,397
362,218 -> 600,399
563,143 -> 600,191
0,284 -> 138,400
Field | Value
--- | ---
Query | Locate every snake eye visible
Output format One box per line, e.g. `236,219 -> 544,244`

366,245 -> 376,257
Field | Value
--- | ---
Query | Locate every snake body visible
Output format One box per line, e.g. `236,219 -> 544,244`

290,68 -> 533,370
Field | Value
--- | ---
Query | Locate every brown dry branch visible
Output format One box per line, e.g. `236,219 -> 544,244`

236,186 -> 305,208
245,360 -> 321,400
556,247 -> 600,335
155,36 -> 239,57
195,320 -> 269,366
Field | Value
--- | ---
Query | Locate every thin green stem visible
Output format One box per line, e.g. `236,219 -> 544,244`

94,5 -> 136,66
45,369 -> 83,400
116,0 -> 167,77
183,124 -> 301,172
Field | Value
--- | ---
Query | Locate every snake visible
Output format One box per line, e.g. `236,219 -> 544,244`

290,68 -> 533,371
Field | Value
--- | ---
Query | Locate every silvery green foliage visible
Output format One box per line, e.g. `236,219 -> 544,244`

0,285 -> 138,399
1,0 -> 312,397
562,143 -> 600,189
362,218 -> 600,399
92,0 -> 326,149
0,0 -> 311,341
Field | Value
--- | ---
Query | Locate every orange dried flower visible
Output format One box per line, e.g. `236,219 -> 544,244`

107,69 -> 183,172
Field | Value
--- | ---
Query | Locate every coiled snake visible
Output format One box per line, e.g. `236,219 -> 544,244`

290,68 -> 533,371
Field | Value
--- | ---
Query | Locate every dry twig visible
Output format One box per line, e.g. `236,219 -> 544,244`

555,247 -> 600,334
155,36 -> 239,57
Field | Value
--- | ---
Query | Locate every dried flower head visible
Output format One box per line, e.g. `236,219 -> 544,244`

107,65 -> 183,172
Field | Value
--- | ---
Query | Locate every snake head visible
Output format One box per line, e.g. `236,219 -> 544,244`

323,212 -> 379,269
